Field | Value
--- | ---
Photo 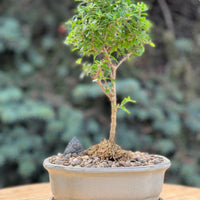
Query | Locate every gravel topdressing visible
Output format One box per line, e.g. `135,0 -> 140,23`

49,151 -> 165,168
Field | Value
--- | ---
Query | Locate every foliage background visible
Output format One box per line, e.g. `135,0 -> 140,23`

0,0 -> 200,188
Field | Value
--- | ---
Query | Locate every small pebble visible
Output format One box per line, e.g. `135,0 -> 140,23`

82,155 -> 89,160
119,161 -> 126,167
125,160 -> 131,167
107,161 -> 113,167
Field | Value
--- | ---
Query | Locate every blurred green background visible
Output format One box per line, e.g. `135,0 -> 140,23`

0,0 -> 200,188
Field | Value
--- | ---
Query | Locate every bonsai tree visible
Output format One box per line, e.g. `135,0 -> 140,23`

65,0 -> 154,159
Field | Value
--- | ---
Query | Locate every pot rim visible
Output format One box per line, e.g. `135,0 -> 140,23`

43,155 -> 171,173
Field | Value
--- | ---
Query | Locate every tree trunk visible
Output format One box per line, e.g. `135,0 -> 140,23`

109,87 -> 117,143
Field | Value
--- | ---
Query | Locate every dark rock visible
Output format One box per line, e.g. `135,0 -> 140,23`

63,137 -> 84,156
130,158 -> 137,162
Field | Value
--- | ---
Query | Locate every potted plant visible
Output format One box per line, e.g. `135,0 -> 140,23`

44,0 -> 170,199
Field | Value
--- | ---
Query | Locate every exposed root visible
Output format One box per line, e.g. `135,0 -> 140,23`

86,139 -> 133,161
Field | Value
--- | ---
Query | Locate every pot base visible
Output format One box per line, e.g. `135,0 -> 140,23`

49,197 -> 164,200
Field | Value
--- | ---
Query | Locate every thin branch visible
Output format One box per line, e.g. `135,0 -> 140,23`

103,46 -> 112,63
92,68 -> 111,99
104,78 -> 112,93
96,80 -> 111,99
116,53 -> 131,69
125,20 -> 135,37
103,46 -> 116,79
104,16 -> 124,42
104,32 -> 108,41
99,66 -> 112,94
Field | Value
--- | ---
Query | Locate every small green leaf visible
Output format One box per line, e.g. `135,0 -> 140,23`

72,47 -> 78,51
121,96 -> 136,105
94,60 -> 100,64
110,78 -> 116,82
103,60 -> 110,63
150,42 -> 155,47
105,88 -> 109,93
110,55 -> 118,63
76,58 -> 82,65
120,105 -> 130,114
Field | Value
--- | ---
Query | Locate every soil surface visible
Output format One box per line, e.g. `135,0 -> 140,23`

49,151 -> 165,168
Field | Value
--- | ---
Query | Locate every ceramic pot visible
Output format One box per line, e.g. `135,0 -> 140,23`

43,155 -> 170,200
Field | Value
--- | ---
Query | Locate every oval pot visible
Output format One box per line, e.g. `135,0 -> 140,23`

43,155 -> 170,200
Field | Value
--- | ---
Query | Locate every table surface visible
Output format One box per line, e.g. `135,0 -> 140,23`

0,183 -> 200,200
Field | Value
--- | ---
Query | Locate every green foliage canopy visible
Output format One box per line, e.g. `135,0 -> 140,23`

66,0 -> 154,57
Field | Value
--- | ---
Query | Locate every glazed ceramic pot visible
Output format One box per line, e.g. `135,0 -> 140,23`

43,155 -> 170,200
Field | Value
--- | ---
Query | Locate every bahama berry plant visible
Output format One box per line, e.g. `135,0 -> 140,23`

65,0 -> 154,159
